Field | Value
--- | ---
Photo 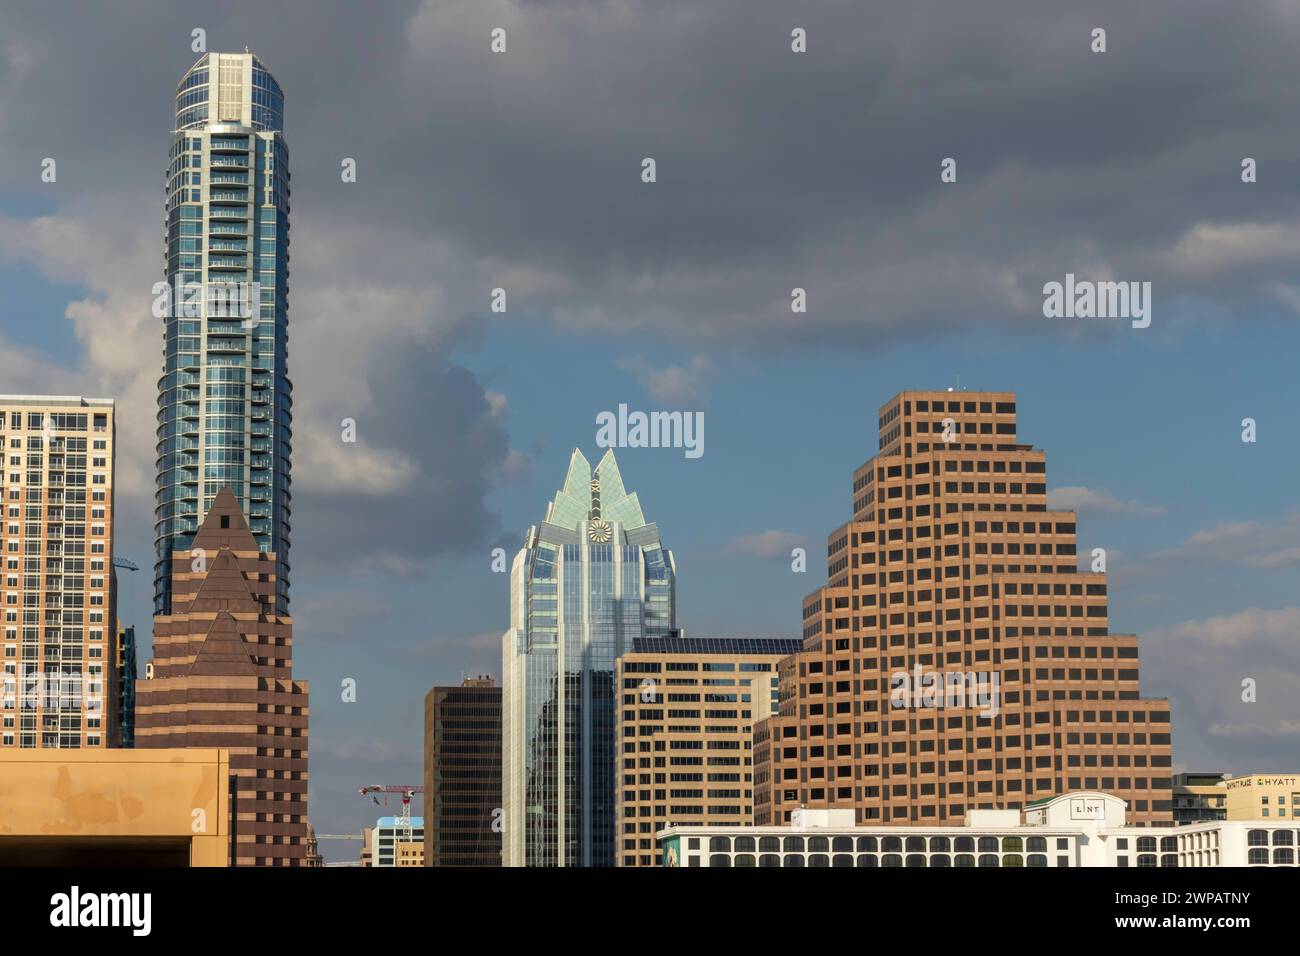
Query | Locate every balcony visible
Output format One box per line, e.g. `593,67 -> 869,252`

205,338 -> 247,354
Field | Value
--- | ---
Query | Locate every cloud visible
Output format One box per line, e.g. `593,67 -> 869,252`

7,0 -> 1300,372
1156,221 -> 1300,279
1147,606 -> 1300,652
1149,513 -> 1300,573
1142,606 -> 1300,772
1047,486 -> 1167,517
618,355 -> 715,405
1207,721 -> 1300,738
726,530 -> 803,559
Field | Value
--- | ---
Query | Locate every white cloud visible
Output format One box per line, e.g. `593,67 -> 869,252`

1047,486 -> 1167,517
726,530 -> 803,559
1147,606 -> 1300,651
619,354 -> 714,405
1207,721 -> 1300,738
1157,221 -> 1300,279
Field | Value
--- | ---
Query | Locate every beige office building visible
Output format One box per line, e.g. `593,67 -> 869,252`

0,396 -> 118,751
616,636 -> 802,867
396,842 -> 424,867
754,390 -> 1174,828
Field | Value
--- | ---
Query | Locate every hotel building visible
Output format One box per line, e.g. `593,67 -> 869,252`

0,396 -> 118,751
424,676 -> 502,866
1223,773 -> 1300,821
502,449 -> 677,866
136,488 -> 310,866
660,791 -> 1298,868
616,636 -> 802,867
754,390 -> 1173,828
156,51 -> 292,616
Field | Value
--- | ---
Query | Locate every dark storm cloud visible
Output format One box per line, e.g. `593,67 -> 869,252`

8,0 -> 1300,358
291,345 -> 511,573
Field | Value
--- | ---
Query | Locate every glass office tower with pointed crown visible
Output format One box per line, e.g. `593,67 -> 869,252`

155,51 -> 291,615
502,449 -> 677,866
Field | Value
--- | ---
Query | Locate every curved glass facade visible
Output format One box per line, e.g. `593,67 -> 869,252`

155,53 -> 292,614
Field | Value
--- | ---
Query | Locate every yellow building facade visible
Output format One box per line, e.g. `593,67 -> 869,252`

0,748 -> 230,866
1223,774 -> 1300,821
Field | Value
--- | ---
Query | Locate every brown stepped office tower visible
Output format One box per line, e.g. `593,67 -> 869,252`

136,488 -> 310,866
753,390 -> 1173,828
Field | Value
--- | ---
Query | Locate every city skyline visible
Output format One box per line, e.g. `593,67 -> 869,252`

1,2 -> 1298,861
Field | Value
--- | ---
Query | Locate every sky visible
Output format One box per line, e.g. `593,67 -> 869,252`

2,0 -> 1299,860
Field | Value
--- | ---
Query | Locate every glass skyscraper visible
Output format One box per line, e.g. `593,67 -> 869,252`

502,449 -> 676,866
155,51 -> 291,614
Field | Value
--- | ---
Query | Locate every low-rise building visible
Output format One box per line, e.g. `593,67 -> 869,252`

396,841 -> 424,867
0,748 -> 230,865
367,816 -> 425,868
1223,773 -> 1300,821
1173,771 -> 1227,824
658,790 -> 1299,868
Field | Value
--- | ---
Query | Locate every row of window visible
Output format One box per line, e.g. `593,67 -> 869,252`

697,833 -> 1070,853
702,852 -> 1061,867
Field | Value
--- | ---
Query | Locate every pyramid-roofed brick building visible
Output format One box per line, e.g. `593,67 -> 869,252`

137,488 -> 310,866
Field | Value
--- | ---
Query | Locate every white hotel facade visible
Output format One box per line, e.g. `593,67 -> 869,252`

659,791 -> 1299,868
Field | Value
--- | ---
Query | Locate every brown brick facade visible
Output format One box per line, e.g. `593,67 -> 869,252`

753,390 -> 1173,828
136,488 -> 310,866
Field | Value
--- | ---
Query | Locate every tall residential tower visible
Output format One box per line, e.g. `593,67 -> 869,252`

502,449 -> 677,866
0,396 -> 118,750
155,51 -> 292,616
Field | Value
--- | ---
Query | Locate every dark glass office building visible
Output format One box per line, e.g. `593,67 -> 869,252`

423,677 -> 502,866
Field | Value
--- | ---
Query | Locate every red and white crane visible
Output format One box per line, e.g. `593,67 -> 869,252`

358,785 -> 424,840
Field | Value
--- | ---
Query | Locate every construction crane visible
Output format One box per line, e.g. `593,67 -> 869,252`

359,785 -> 424,842
112,556 -> 139,572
